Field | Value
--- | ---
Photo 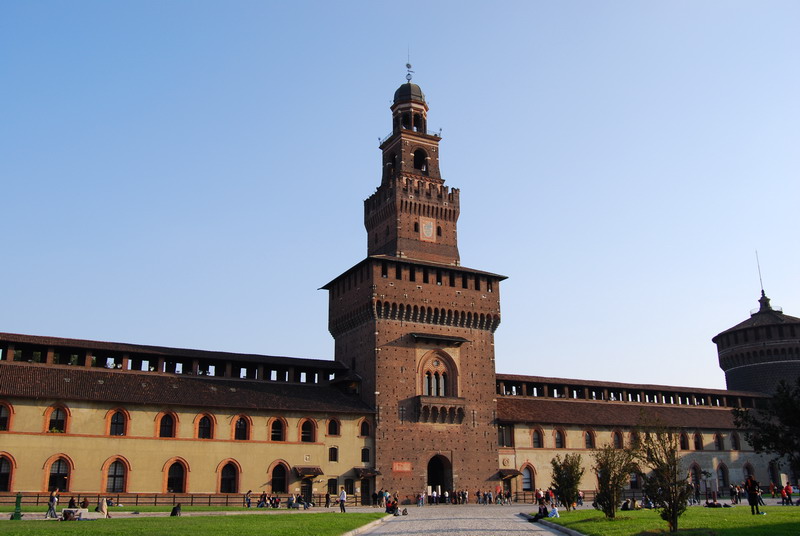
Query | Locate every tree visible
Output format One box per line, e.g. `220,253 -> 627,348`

550,453 -> 584,512
632,427 -> 692,533
733,377 -> 800,476
592,444 -> 637,519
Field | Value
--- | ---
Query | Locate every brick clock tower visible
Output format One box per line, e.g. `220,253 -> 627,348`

323,76 -> 505,498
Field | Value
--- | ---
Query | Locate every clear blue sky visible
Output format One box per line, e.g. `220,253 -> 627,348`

2,1 -> 798,389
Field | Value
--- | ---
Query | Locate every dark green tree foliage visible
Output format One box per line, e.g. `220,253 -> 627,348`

592,444 -> 637,519
633,428 -> 692,533
550,453 -> 584,512
734,377 -> 800,475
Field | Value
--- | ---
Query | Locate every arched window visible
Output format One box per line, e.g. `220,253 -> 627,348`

106,460 -> 126,492
49,458 -> 70,491
630,432 -> 641,448
714,433 -> 724,451
234,417 -> 249,440
413,149 -> 428,173
693,432 -> 704,451
717,465 -> 729,488
327,420 -> 340,436
361,448 -> 370,463
271,419 -> 286,441
584,431 -> 595,449
419,352 -> 457,397
532,429 -> 543,448
359,421 -> 370,437
198,415 -> 213,439
522,467 -> 534,491
48,407 -> 67,433
301,420 -> 315,443
612,431 -> 623,449
0,404 -> 10,431
167,462 -> 185,493
109,411 -> 126,436
220,462 -> 238,493
0,456 -> 12,491
328,447 -> 339,462
271,464 -> 287,494
690,465 -> 702,487
679,433 -> 689,450
743,463 -> 754,478
555,430 -> 565,449
159,414 -> 175,438
730,433 -> 741,451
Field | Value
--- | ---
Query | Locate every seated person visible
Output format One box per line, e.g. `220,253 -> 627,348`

621,499 -> 631,511
530,503 -> 549,522
80,498 -> 90,509
548,505 -> 560,518
170,503 -> 182,516
68,497 -> 77,509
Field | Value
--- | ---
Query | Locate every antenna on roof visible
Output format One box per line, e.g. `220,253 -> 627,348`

755,250 -> 764,293
406,47 -> 414,82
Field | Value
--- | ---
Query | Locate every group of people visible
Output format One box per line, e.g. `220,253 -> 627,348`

45,489 -> 116,521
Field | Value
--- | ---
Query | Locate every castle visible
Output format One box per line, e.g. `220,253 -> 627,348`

1,78 -> 798,501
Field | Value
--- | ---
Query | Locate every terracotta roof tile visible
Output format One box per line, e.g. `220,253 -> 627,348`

0,362 -> 371,414
497,397 -> 736,430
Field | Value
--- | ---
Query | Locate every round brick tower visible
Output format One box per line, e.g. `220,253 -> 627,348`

713,291 -> 800,393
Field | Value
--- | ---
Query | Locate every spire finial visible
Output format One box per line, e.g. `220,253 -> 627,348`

756,250 -> 765,293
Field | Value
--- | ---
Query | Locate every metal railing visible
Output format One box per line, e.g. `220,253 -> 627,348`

380,127 -> 441,145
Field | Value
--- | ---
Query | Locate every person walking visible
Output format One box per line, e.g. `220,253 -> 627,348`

745,475 -> 763,515
45,489 -> 59,519
338,487 -> 347,513
244,489 -> 252,508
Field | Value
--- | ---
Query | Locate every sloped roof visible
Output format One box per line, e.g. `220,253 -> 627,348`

497,397 -> 736,430
0,362 -> 371,414
0,332 -> 345,370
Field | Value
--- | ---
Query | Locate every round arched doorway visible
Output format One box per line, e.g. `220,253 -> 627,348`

427,455 -> 453,494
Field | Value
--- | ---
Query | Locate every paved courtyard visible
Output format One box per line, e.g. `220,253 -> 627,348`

360,505 -> 563,536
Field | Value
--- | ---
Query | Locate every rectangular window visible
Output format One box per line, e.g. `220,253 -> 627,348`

475,277 -> 480,291
361,448 -> 370,463
449,271 -> 456,287
498,425 -> 514,447
487,279 -> 493,292
381,262 -> 388,278
409,267 -> 416,282
327,479 -> 338,495
423,269 -> 429,284
395,264 -> 402,280
462,274 -> 468,289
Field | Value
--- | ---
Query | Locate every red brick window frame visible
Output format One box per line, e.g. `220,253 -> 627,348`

531,428 -> 544,448
554,429 -> 566,449
0,452 -> 17,492
194,413 -> 216,440
42,453 -> 74,492
101,456 -> 131,493
418,351 -> 458,397
269,417 -> 288,442
327,419 -> 341,437
299,419 -> 317,443
231,415 -> 252,441
583,430 -> 596,449
714,432 -> 725,451
693,432 -> 704,451
357,419 -> 371,438
216,458 -> 242,494
267,460 -> 290,494
611,430 -> 624,449
679,432 -> 690,450
0,401 -> 14,432
521,464 -> 536,491
43,405 -> 71,434
162,457 -> 190,494
155,411 -> 179,438
104,408 -> 131,437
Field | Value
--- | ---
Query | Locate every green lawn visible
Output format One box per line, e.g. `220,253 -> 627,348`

0,512 -> 386,536
546,506 -> 799,536
0,505 -> 249,513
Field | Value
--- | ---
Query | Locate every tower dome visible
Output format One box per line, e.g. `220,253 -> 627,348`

393,82 -> 426,105
713,291 -> 800,393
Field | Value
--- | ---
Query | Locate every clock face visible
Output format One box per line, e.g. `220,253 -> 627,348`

420,217 -> 436,242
